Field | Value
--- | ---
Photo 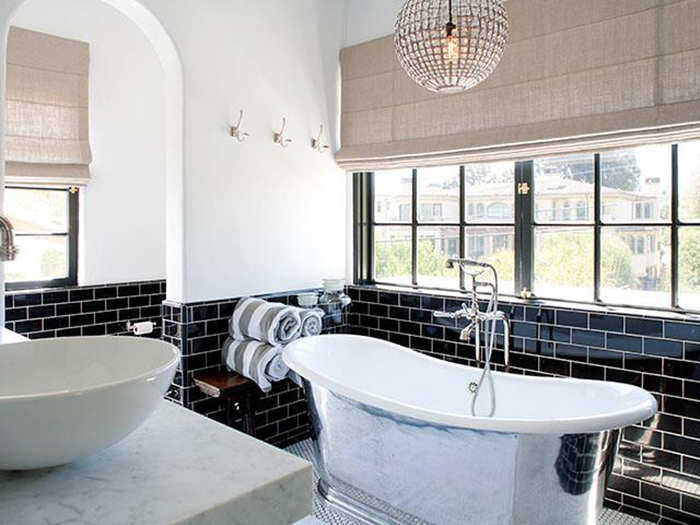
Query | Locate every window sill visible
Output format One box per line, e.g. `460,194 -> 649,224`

349,282 -> 700,323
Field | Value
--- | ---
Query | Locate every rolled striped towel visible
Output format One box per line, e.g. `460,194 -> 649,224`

230,297 -> 302,345
299,308 -> 324,337
222,336 -> 288,392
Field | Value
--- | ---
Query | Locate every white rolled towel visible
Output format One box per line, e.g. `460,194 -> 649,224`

222,337 -> 288,392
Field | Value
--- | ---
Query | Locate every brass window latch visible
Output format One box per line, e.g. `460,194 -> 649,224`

517,182 -> 530,195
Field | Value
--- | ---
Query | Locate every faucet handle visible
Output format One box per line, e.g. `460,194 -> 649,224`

433,310 -> 457,319
433,306 -> 469,320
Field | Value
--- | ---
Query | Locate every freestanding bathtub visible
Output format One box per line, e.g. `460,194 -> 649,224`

283,334 -> 657,525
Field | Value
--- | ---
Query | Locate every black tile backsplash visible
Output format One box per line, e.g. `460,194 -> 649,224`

345,285 -> 700,525
8,279 -> 698,522
162,289 -> 345,448
5,280 -> 165,340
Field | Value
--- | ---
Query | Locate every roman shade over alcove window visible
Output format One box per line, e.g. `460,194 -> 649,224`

5,26 -> 92,186
337,0 -> 700,170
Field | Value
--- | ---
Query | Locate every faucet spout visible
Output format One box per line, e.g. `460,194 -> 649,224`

0,215 -> 18,261
459,321 -> 476,343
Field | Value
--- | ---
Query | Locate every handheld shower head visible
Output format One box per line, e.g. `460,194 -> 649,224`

445,258 -> 489,278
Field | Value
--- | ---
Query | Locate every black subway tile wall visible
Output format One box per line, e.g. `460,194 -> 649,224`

162,290 -> 345,448
345,285 -> 700,525
5,280 -> 165,339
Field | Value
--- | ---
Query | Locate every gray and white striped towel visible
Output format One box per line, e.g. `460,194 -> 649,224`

222,337 -> 288,393
230,297 -> 302,345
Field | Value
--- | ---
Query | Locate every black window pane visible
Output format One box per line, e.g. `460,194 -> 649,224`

679,140 -> 700,223
5,187 -> 68,233
601,145 -> 670,224
417,227 -> 459,288
679,227 -> 700,310
374,226 -> 412,284
534,154 -> 593,224
465,161 -> 514,223
374,169 -> 412,223
5,235 -> 68,282
465,226 -> 514,294
600,226 -> 671,306
533,227 -> 593,300
417,166 -> 459,223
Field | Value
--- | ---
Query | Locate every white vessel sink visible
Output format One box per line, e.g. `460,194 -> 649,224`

0,336 -> 179,470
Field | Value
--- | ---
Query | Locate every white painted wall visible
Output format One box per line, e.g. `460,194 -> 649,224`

11,0 -> 167,286
138,0 -> 348,302
2,0 -> 348,304
344,0 -> 403,46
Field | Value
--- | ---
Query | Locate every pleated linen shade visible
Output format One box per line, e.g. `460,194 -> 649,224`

337,0 -> 700,171
5,26 -> 92,186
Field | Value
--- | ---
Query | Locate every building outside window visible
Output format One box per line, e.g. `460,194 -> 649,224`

576,201 -> 587,220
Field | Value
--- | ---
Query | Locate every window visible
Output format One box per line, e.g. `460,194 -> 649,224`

354,140 -> 700,311
4,186 -> 78,290
468,236 -> 486,258
487,202 -> 511,220
562,201 -> 571,220
493,234 -> 509,251
576,201 -> 588,220
418,203 -> 444,221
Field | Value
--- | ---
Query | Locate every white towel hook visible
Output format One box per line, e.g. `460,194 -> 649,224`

311,124 -> 329,153
273,117 -> 293,148
230,110 -> 250,142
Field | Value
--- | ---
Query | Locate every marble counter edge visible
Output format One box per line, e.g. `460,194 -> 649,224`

0,401 -> 313,525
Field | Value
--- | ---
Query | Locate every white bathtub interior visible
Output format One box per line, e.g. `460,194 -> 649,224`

284,334 -> 657,434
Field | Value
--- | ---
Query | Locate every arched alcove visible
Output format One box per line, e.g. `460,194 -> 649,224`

0,0 -> 184,323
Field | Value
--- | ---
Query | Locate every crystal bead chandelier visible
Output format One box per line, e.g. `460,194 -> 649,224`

394,0 -> 509,94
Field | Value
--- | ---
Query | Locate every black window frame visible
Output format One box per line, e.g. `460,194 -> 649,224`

5,186 -> 79,291
353,142 -> 700,314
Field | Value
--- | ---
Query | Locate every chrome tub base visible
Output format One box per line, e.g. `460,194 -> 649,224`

305,381 -> 619,525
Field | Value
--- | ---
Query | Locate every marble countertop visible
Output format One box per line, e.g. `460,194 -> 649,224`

0,401 -> 312,524
0,327 -> 27,344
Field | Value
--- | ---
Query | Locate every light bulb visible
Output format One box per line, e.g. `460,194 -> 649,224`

444,33 -> 459,65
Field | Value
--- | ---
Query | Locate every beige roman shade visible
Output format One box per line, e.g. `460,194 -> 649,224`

5,26 -> 91,186
337,0 -> 700,170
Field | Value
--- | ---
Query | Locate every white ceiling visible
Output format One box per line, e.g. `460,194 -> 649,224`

343,0 -> 404,46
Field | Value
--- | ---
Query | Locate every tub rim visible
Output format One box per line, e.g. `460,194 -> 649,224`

283,334 -> 657,435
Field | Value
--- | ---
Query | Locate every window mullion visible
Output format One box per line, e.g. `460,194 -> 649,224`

594,154 -> 602,303
68,185 -> 80,286
353,172 -> 368,283
355,172 -> 374,284
459,165 -> 466,290
411,168 -> 418,286
671,145 -> 679,309
514,161 -> 533,296
367,173 -> 375,283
